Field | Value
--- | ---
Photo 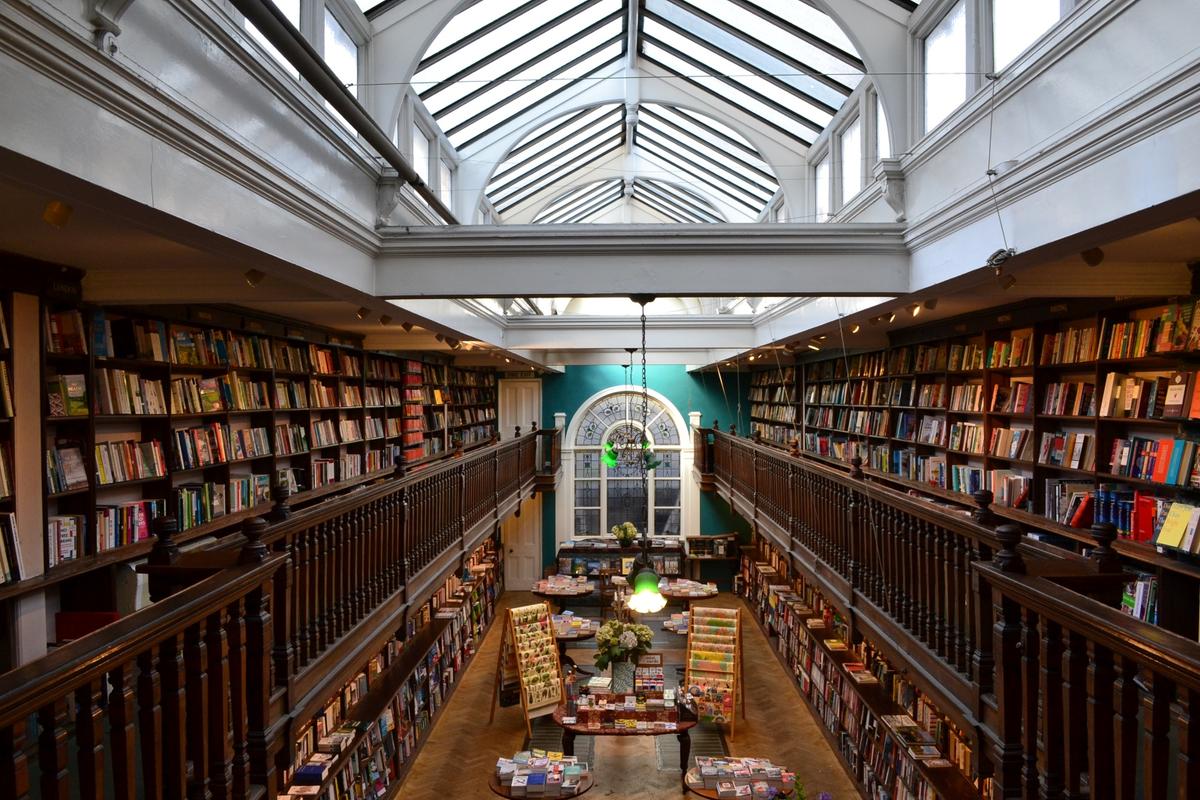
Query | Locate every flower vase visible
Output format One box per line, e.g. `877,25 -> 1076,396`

611,660 -> 636,694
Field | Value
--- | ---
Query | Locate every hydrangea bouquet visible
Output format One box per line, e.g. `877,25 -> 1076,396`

610,521 -> 639,547
593,620 -> 654,669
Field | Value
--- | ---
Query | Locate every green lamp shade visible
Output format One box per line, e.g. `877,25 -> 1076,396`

601,441 -> 618,468
627,566 -> 667,614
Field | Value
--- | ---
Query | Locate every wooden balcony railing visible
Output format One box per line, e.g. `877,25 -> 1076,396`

978,550 -> 1200,799
699,432 -> 1133,726
0,429 -> 557,798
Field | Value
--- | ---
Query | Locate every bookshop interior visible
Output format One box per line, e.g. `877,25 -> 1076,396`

2,0 -> 1200,798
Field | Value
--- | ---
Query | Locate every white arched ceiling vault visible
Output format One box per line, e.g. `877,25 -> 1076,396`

366,0 -> 915,221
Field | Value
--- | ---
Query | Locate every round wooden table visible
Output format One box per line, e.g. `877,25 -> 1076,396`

532,581 -> 596,613
488,772 -> 595,798
552,704 -> 698,776
660,585 -> 718,611
554,624 -> 597,671
682,769 -> 721,799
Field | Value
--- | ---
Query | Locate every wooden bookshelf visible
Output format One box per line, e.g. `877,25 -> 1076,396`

748,366 -> 798,447
771,296 -> 1200,635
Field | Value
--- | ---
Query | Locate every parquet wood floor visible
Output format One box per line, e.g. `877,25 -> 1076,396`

396,592 -> 859,800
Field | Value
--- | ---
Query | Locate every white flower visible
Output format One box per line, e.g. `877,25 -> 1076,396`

618,631 -> 638,649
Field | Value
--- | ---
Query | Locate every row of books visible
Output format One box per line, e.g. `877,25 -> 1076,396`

751,402 -> 796,423
804,407 -> 890,436
0,513 -> 22,585
748,385 -> 796,404
94,439 -> 168,485
173,424 -> 272,470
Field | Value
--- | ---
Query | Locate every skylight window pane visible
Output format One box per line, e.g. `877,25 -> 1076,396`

638,144 -> 760,212
649,105 -> 764,166
923,0 -> 967,132
448,44 -> 622,147
747,0 -> 859,57
638,125 -> 772,203
323,9 -> 358,96
490,120 -> 619,196
244,0 -> 300,78
496,134 -> 624,211
420,8 -> 619,114
537,181 -> 617,221
641,42 -> 814,141
491,107 -> 620,186
640,116 -> 775,192
433,21 -> 619,126
412,125 -> 431,184
993,0 -> 1060,70
840,115 -> 862,204
422,0 -> 541,58
877,94 -> 891,160
491,126 -> 622,205
815,155 -> 830,221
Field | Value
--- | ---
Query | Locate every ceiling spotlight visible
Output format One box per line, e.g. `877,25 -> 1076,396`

999,273 -> 1017,290
434,333 -> 445,342
42,199 -> 73,228
401,321 -> 414,333
924,298 -> 938,311
356,307 -> 370,320
1081,247 -> 1105,267
748,354 -> 756,361
815,334 -> 828,342
807,343 -> 821,351
886,312 -> 897,324
447,338 -> 461,349
379,314 -> 392,325
244,269 -> 266,288
909,303 -> 921,318
504,357 -> 511,364
849,323 -> 861,334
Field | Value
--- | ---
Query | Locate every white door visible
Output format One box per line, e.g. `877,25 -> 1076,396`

503,494 -> 542,590
499,378 -> 541,440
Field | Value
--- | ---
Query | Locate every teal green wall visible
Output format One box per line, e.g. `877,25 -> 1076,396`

540,365 -> 751,585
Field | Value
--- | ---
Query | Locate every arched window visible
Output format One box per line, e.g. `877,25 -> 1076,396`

572,391 -> 682,537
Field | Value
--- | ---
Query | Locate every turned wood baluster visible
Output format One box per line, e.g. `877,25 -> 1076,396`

317,520 -> 333,649
870,499 -> 884,605
305,526 -> 321,661
331,513 -> 347,637
1176,686 -> 1200,799
110,664 -> 138,799
225,599 -> 250,800
272,537 -> 294,684
400,486 -> 412,583
1111,654 -> 1139,800
902,513 -> 916,632
292,530 -> 310,666
990,591 -> 1023,799
159,634 -> 190,800
135,652 -> 167,799
246,584 -> 276,790
0,719 -> 31,799
37,697 -> 70,800
1085,641 -> 1115,800
955,536 -> 970,672
1020,608 -> 1039,795
935,528 -> 950,660
1060,629 -> 1087,800
918,519 -> 933,643
368,499 -> 383,606
184,619 -> 211,800
1037,618 -> 1065,800
1141,672 -> 1172,800
75,678 -> 107,799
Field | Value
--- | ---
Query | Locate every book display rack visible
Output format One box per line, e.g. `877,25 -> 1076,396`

492,602 -> 564,735
279,538 -> 501,800
748,297 -> 1200,640
555,538 -> 685,577
739,539 -> 981,800
683,606 -> 743,740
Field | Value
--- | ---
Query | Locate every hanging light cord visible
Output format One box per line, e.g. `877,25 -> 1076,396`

640,301 -> 650,551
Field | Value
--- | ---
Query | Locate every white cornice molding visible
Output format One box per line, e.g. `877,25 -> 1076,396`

503,315 -> 754,330
904,51 -> 1200,252
0,1 -> 383,256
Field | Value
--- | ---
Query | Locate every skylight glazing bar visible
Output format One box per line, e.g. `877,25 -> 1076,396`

502,106 -> 608,162
536,179 -> 622,222
631,196 -> 691,223
643,14 -> 834,127
638,115 -> 776,194
632,189 -> 703,223
417,0 -> 571,76
642,104 -> 763,166
636,139 -> 762,212
489,106 -> 623,191
639,178 -> 723,218
658,0 -> 853,101
559,189 -> 624,222
719,0 -> 865,71
489,123 -> 624,205
495,136 -> 625,212
637,125 -> 772,205
635,179 -> 723,222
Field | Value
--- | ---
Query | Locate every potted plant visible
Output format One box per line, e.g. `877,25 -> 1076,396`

593,620 -> 653,692
610,521 -> 638,547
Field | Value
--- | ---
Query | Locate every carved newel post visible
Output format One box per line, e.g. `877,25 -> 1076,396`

788,437 -> 800,458
972,489 -> 996,527
270,480 -> 292,523
993,524 -> 1025,573
239,517 -> 270,565
147,515 -> 181,602
729,423 -> 737,436
849,456 -> 864,480
1089,521 -> 1120,573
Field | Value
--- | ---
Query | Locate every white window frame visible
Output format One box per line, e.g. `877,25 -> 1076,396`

811,149 -> 831,223
837,112 -> 864,209
912,0 -> 1080,140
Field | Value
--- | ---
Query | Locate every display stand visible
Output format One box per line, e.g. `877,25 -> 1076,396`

490,602 -> 563,735
684,606 -> 744,740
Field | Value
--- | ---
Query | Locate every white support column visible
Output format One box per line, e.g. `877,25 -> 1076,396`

683,411 -> 702,535
554,411 -> 573,553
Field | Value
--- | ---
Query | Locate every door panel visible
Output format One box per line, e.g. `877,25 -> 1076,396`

503,494 -> 541,590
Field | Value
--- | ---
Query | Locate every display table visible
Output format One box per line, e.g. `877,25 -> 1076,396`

682,770 -> 721,799
660,580 -> 718,610
553,618 -> 598,671
551,704 -> 697,776
532,577 -> 596,612
488,772 -> 595,798
681,757 -> 798,799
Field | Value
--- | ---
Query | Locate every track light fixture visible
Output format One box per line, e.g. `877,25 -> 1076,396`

379,314 -> 392,325
42,200 -> 73,228
748,354 -> 756,361
909,303 -> 921,318
243,269 -> 265,288
401,321 -> 414,333
886,311 -> 897,324
924,298 -> 938,311
849,323 -> 861,334
1081,247 -> 1105,267
356,307 -> 370,320
504,357 -> 511,364
807,343 -> 821,351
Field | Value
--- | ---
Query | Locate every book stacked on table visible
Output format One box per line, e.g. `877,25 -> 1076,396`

688,756 -> 796,796
495,749 -> 591,797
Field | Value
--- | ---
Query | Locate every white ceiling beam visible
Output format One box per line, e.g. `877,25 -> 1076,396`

376,223 -> 909,296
